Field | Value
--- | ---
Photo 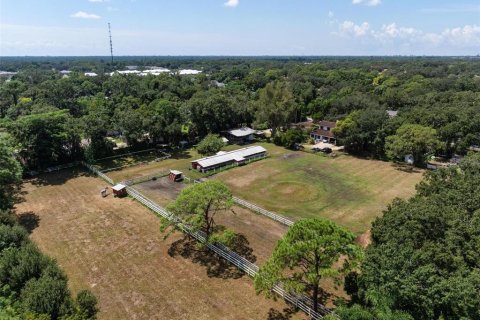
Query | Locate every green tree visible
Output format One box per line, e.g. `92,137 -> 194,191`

196,134 -> 225,155
0,225 -> 28,252
385,123 -> 442,165
8,111 -> 81,169
76,290 -> 98,319
356,154 -> 480,319
165,181 -> 234,242
254,218 -> 361,312
275,128 -> 306,149
20,273 -> 70,319
0,80 -> 26,117
0,136 -> 23,210
333,109 -> 389,156
255,81 -> 295,137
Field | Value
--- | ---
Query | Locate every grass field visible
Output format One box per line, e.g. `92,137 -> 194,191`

15,169 -> 303,320
103,148 -> 205,183
213,143 -> 424,234
133,176 -> 348,303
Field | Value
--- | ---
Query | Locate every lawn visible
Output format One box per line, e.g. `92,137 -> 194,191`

103,148 -> 206,183
213,143 -> 424,234
15,169 -> 303,320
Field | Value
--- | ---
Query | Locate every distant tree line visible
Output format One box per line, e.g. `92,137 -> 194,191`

1,57 -> 479,169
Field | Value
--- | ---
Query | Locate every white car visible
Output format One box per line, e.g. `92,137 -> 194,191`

322,137 -> 329,143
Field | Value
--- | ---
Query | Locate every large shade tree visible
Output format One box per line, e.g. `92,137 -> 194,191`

254,81 -> 295,137
0,136 -> 22,210
355,154 -> 480,319
385,123 -> 443,165
8,110 -> 81,169
254,218 -> 361,312
165,180 -> 234,243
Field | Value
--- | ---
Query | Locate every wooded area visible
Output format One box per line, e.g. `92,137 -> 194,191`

1,56 -> 479,319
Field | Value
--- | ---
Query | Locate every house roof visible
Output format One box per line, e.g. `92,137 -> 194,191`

228,127 -> 256,137
318,120 -> 337,128
386,110 -> 398,117
192,145 -> 266,168
170,170 -> 183,175
112,184 -> 126,191
312,129 -> 336,138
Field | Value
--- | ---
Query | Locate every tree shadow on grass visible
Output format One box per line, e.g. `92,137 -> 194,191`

17,211 -> 40,233
168,236 -> 245,279
171,149 -> 192,160
267,306 -> 297,320
392,163 -> 423,173
28,167 -> 88,187
167,232 -> 257,279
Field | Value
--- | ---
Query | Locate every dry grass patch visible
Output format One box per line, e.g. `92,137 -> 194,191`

15,169 -> 304,320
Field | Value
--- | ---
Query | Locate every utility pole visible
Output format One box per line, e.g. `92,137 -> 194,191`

108,22 -> 114,64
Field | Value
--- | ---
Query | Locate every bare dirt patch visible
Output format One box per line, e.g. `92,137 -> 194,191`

15,170 -> 304,320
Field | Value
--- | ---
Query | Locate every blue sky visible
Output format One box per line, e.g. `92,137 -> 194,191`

1,0 -> 479,56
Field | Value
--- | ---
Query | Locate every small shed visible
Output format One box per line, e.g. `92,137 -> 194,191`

112,184 -> 127,197
169,170 -> 183,182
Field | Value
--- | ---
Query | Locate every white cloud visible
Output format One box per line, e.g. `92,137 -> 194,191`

70,11 -> 101,19
334,19 -> 480,51
339,21 -> 370,36
352,0 -> 382,7
224,0 -> 239,8
328,11 -> 334,18
373,23 -> 419,40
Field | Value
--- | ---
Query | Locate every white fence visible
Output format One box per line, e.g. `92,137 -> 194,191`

192,178 -> 294,227
125,186 -> 331,319
94,148 -> 157,162
233,196 -> 294,227
122,171 -> 170,186
26,162 -> 79,176
81,161 -> 114,185
81,162 -> 332,319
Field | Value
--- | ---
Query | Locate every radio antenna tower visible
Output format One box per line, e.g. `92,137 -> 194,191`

108,23 -> 114,63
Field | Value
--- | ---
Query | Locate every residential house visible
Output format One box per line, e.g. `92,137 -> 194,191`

310,120 -> 337,145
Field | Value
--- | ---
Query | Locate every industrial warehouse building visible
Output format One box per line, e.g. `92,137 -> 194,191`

191,145 -> 267,172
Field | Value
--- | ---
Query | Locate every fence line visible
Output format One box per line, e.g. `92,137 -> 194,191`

100,153 -> 171,173
125,185 -> 331,319
94,148 -> 157,162
122,171 -> 170,186
192,179 -> 294,227
81,161 -> 114,185
26,162 -> 80,176
233,196 -> 294,227
81,162 -> 332,319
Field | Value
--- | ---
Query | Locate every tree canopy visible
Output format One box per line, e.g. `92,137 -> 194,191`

196,133 -> 225,155
255,218 -> 361,312
165,180 -> 234,242
353,154 -> 480,319
0,135 -> 22,210
385,123 -> 443,165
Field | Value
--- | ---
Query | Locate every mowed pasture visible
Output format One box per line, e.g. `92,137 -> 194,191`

134,177 -> 288,265
15,169 -> 304,320
102,148 -> 205,183
213,143 -> 424,234
133,176 -> 348,303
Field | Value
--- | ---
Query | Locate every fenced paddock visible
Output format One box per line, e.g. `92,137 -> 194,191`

17,170 -> 299,320
93,149 -> 171,173
82,162 -> 332,319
